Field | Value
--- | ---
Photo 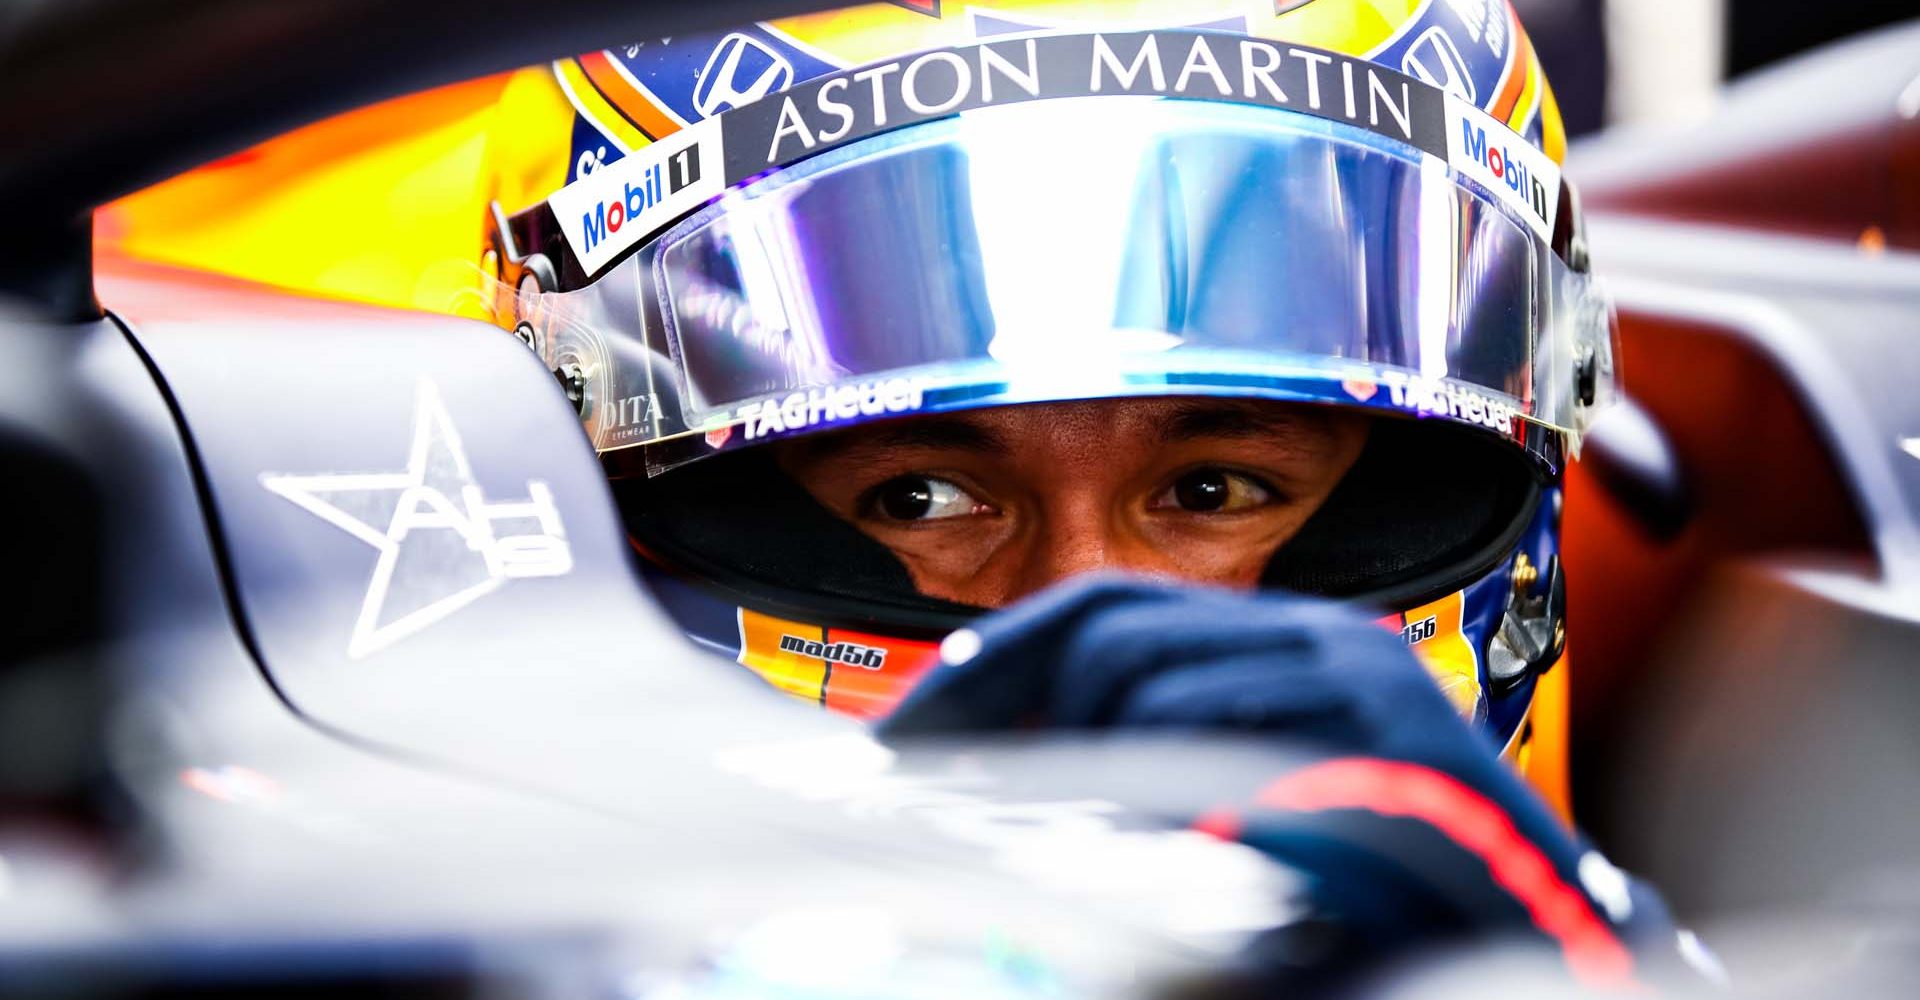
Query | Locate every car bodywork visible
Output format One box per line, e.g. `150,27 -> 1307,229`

3,1 -> 1920,994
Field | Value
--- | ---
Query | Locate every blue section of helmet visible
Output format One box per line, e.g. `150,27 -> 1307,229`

1523,113 -> 1545,149
638,567 -> 746,655
568,113 -> 626,185
607,28 -> 841,125
1462,563 -> 1511,730
1478,484 -> 1564,749
1372,0 -> 1516,115
565,30 -> 840,184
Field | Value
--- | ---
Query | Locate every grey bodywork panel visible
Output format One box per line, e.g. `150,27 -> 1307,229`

0,265 -> 1318,996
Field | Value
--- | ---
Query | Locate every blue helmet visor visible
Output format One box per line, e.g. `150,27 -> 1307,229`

524,98 -> 1611,473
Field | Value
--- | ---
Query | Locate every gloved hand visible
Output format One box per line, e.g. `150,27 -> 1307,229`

879,577 -> 1710,993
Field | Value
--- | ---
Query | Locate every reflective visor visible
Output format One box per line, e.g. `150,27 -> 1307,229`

524,97 -> 1612,473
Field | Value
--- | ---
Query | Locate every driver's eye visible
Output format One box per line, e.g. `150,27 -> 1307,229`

1152,469 -> 1275,513
866,475 -> 982,521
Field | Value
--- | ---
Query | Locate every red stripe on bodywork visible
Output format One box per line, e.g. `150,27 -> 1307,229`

1190,808 -> 1245,842
1255,758 -> 1640,992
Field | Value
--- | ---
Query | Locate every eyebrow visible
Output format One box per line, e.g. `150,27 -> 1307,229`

1157,400 -> 1327,444
790,415 -> 1011,462
789,399 -> 1328,464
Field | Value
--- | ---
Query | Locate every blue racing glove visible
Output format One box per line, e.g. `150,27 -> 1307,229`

879,577 -> 1713,993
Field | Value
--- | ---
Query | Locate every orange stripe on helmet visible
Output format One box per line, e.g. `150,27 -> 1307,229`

578,50 -> 686,141
552,58 -> 646,153
737,609 -> 831,705
820,626 -> 943,720
1488,6 -> 1532,123
1506,36 -> 1544,134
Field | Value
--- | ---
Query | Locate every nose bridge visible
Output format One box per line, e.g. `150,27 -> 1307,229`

1016,491 -> 1149,592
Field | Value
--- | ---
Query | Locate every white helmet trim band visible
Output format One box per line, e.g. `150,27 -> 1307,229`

546,30 -> 1561,277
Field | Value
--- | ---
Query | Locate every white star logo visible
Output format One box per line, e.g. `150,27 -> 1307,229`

261,380 -> 571,659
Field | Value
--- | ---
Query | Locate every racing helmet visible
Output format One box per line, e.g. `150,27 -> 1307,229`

481,0 -> 1613,804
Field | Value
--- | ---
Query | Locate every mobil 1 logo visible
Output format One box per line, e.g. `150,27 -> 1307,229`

551,119 -> 726,276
